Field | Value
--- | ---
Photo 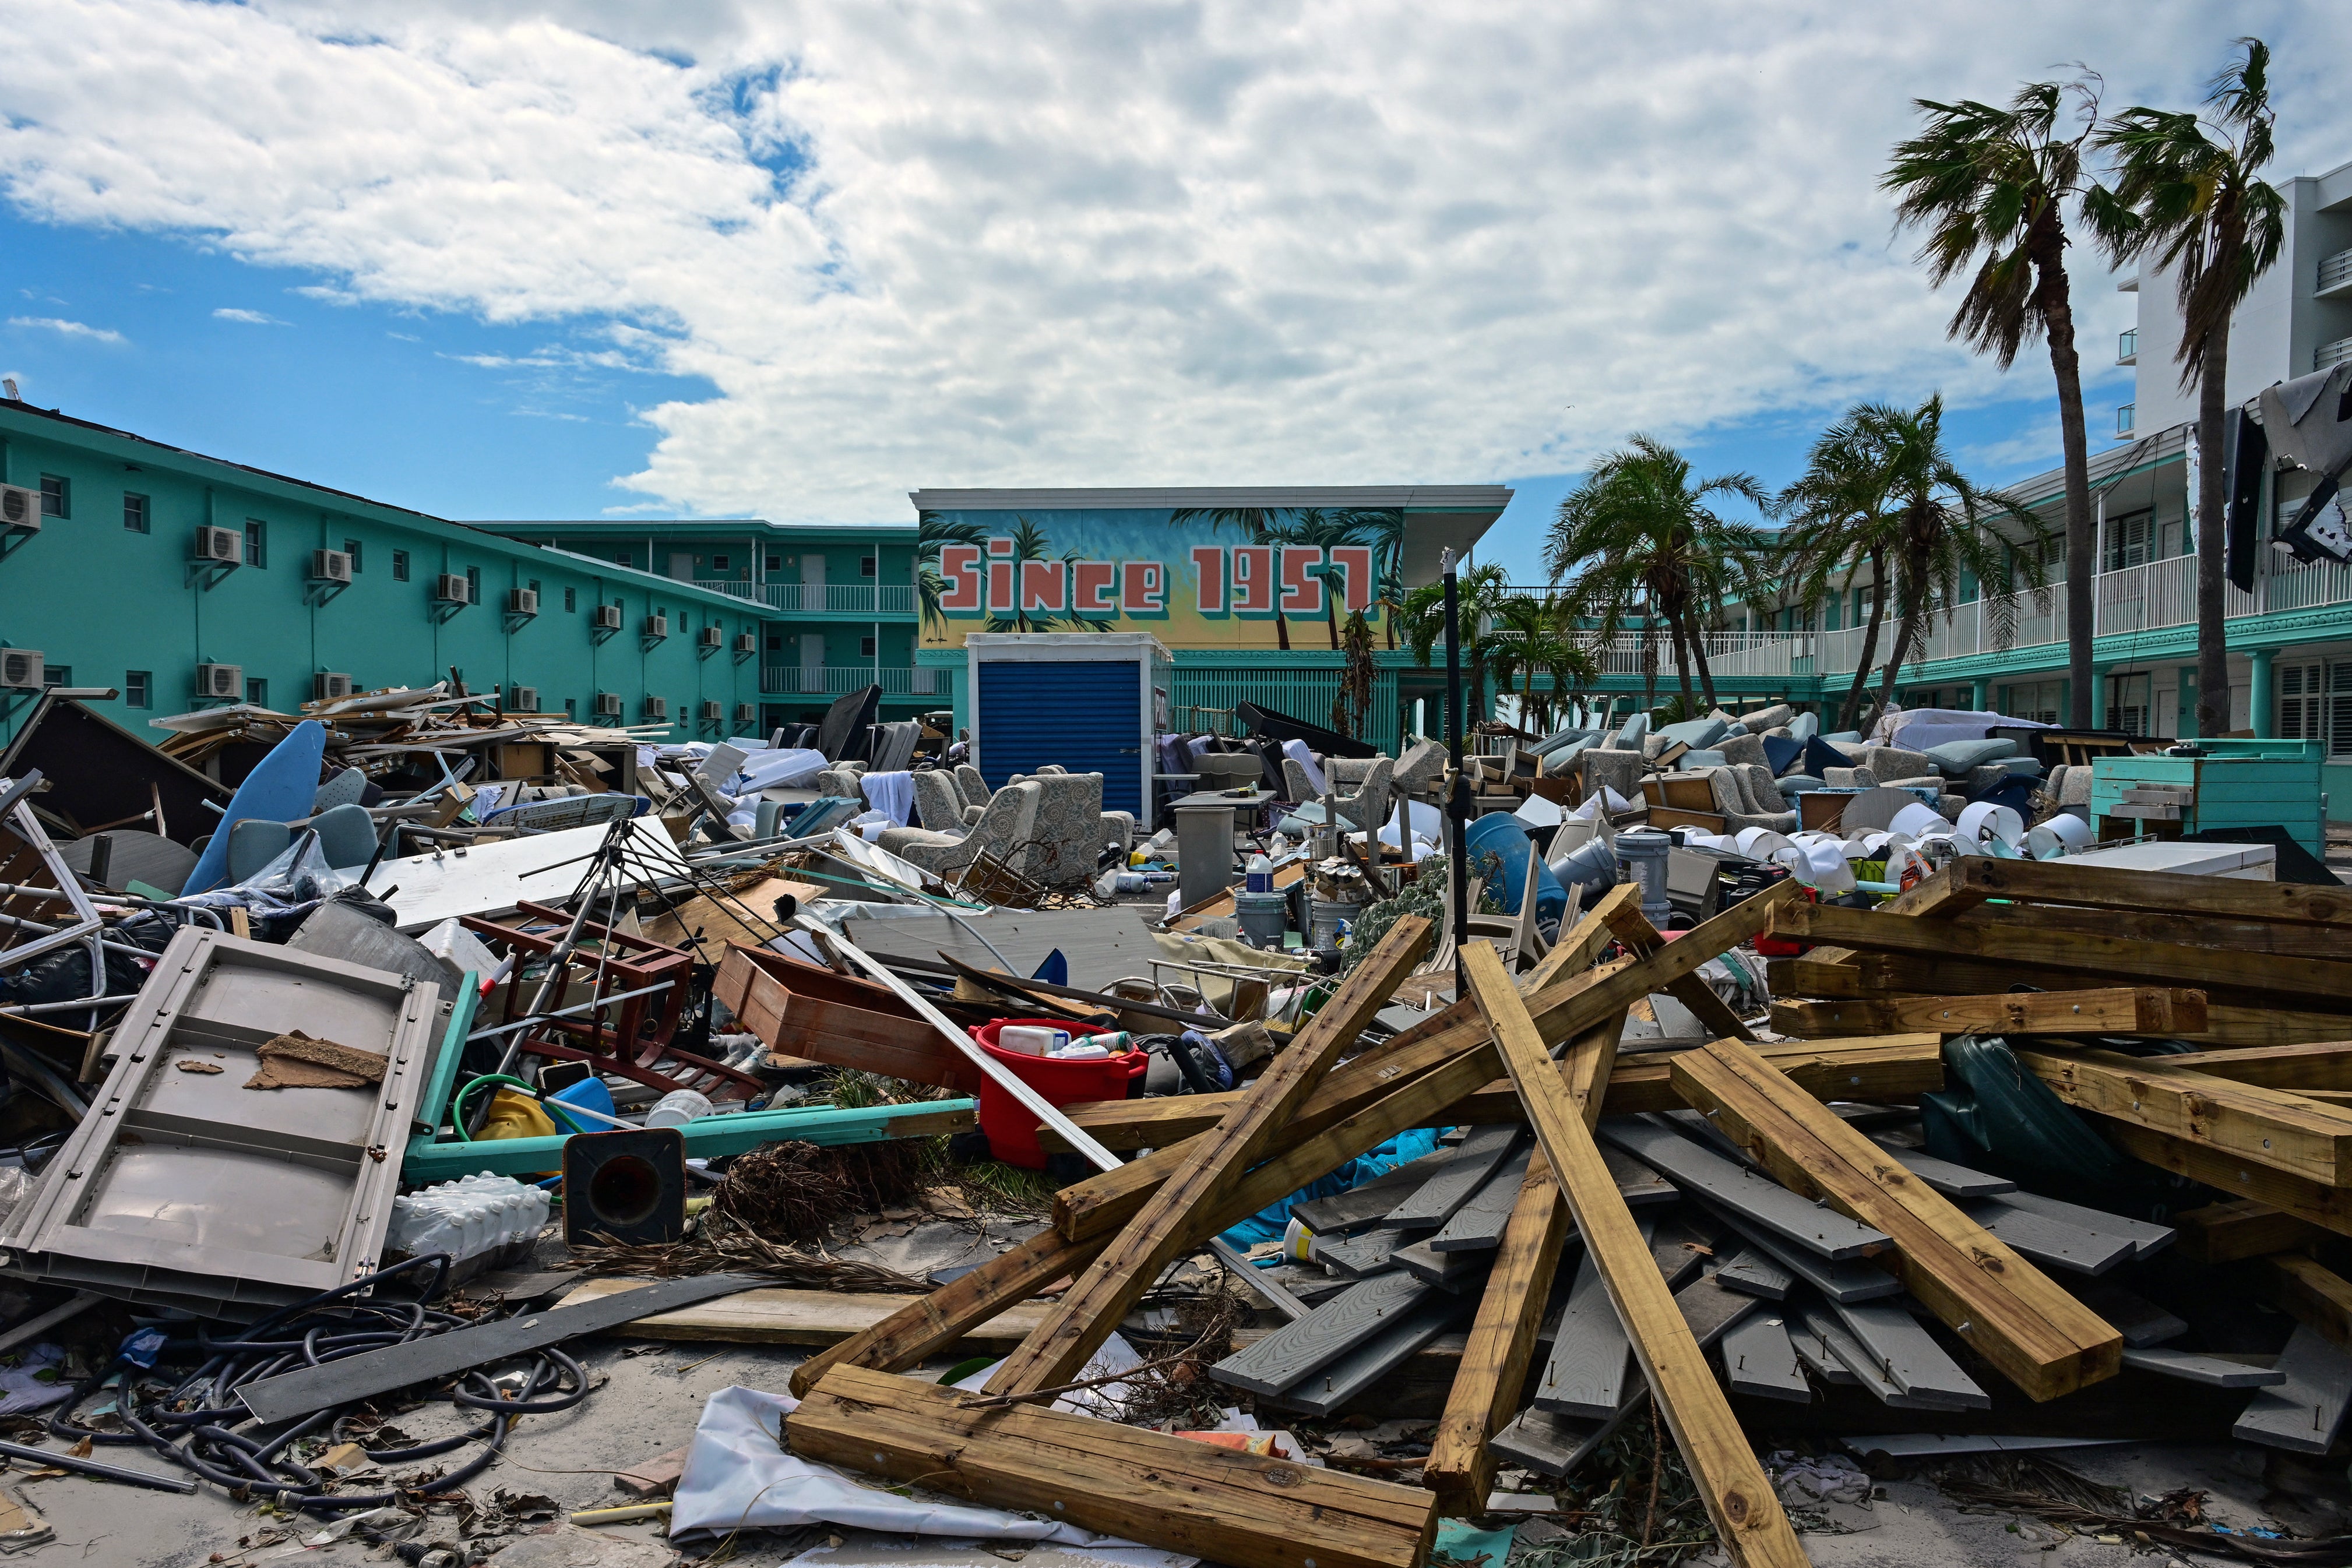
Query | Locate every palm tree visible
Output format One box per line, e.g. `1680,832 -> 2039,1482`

1884,77 -> 2103,727
1545,435 -> 1769,716
2088,38 -> 2287,739
1171,506 -> 1298,650
1774,419 -> 1900,731
1489,593 -> 1596,734
1286,508 -> 1382,649
983,517 -> 1078,633
1848,397 -> 2052,720
1333,609 -> 1376,738
915,510 -> 987,631
1401,561 -> 1511,736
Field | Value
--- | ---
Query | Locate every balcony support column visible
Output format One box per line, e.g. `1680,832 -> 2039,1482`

1970,677 -> 1990,711
2249,647 -> 2276,739
2090,664 -> 2110,730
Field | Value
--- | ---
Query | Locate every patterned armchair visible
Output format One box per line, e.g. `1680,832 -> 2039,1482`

878,780 -> 1041,880
1016,772 -> 1132,887
911,771 -> 968,833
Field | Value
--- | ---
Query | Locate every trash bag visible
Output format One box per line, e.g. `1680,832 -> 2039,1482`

0,910 -> 178,1009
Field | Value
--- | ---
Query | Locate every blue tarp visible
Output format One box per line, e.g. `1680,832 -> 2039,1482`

1218,1128 -> 1446,1249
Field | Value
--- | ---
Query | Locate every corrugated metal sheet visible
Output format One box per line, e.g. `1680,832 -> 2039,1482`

977,660 -> 1145,815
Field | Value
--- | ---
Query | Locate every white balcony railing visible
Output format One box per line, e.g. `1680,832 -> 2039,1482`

760,665 -> 939,697
2319,338 -> 2352,374
2318,247 -> 2352,297
713,582 -> 918,615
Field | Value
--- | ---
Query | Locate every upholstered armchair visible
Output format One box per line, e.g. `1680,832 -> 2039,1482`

878,780 -> 1041,880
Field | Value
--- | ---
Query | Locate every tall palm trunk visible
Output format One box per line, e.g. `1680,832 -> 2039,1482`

2193,330 -> 2232,738
1878,584 -> 1924,718
2033,211 -> 2097,729
1640,630 -> 1659,714
1837,548 -> 1890,732
1667,616 -> 1697,716
1689,625 -> 1720,712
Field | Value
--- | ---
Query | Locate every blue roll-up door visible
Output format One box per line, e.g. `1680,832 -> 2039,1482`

977,660 -> 1143,816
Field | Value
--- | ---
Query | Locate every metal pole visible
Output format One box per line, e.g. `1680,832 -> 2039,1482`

1441,548 -> 1469,989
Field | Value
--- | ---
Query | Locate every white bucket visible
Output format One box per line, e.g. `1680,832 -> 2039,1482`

644,1088 -> 713,1129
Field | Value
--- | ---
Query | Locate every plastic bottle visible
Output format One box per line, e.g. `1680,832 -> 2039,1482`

1245,852 -> 1273,893
996,1024 -> 1069,1056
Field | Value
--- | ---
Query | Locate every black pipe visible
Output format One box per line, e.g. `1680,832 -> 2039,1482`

1441,548 -> 1469,987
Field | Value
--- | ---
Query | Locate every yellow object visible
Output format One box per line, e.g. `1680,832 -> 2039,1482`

476,1088 -> 558,1143
572,1502 -> 672,1525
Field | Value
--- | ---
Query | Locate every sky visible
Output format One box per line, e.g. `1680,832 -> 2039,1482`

1,1 -> 2343,582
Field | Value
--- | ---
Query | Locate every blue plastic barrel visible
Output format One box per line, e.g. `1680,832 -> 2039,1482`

1465,812 -> 1568,925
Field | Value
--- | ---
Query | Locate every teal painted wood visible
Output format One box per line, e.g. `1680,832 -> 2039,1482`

400,1096 -> 977,1182
2089,744 -> 2325,855
414,974 -> 483,1140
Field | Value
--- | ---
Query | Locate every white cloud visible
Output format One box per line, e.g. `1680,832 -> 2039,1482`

0,1 -> 2336,519
212,306 -> 286,324
7,315 -> 125,344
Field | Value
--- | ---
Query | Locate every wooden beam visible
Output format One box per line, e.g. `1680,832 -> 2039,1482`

2260,1253 -> 2352,1355
1460,945 -> 1807,1568
1668,1037 -> 2120,1401
987,915 -> 1432,1396
790,1365 -> 1439,1568
2017,1048 -> 2352,1188
1770,988 -> 2206,1040
2102,1122 -> 2352,1240
1773,899 -> 2352,1011
1598,900 -> 1758,1043
2164,1042 -> 2352,1092
1053,883 -> 1805,1242
557,1278 -> 1050,1349
1952,902 -> 2352,964
1920,855 -> 2352,928
1874,865 -> 1990,918
1421,1008 -> 1624,1514
1048,1033 -> 1943,1151
1526,882 -> 1640,988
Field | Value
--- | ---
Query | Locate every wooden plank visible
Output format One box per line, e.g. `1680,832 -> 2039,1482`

2120,1347 -> 2287,1388
1863,1137 -> 2015,1198
1052,883 -> 1804,1239
1874,865 -> 1991,918
2174,1200 -> 2325,1264
1770,988 -> 2206,1040
2068,1281 -> 2185,1348
2233,1324 -> 2352,1454
1293,1151 -> 1455,1236
1789,1304 -> 1967,1410
1393,1239 -> 1490,1292
1532,1231 -> 1645,1418
1211,1270 -> 1441,1397
791,1364 -> 1439,1568
786,1224 -> 1103,1399
1775,900 -> 2352,1011
1384,1126 -> 1524,1230
1827,1298 -> 1988,1408
1926,854 -> 2352,928
1050,1033 -> 1944,1151
989,915 -> 1432,1395
2166,1041 -> 2352,1092
2017,1048 -> 2352,1189
1992,1190 -> 2174,1259
1460,944 -> 1807,1568
1715,1246 -> 1795,1301
2261,1253 -> 2352,1355
1598,900 -> 1758,1043
1316,1228 -> 1410,1280
1959,1200 -> 2135,1276
1597,1117 -> 1890,1260
1703,1208 -> 1903,1303
1951,903 -> 2352,964
1721,1314 -> 1811,1404
2101,1122 -> 2352,1241
555,1278 -> 1047,1348
1261,1290 -> 1478,1418
1429,1146 -> 1536,1252
1669,1037 -> 2121,1402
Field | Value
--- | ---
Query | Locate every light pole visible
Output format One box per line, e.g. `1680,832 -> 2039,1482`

1441,548 -> 1469,986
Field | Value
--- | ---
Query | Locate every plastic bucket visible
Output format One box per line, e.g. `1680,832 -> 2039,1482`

1466,812 -> 1568,924
970,1017 -> 1145,1169
1309,898 -> 1364,948
1235,889 -> 1289,948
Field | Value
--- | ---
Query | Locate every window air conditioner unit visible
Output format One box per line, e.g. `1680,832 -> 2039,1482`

506,685 -> 538,711
0,649 -> 42,690
699,700 -> 723,723
643,613 -> 668,639
192,526 -> 243,565
434,573 -> 472,605
734,702 -> 756,724
0,485 -> 38,533
196,663 -> 243,699
594,691 -> 624,717
312,672 -> 354,702
733,631 -> 757,655
309,549 -> 353,584
506,588 -> 538,616
643,695 -> 669,720
698,625 -> 724,649
592,604 -> 624,630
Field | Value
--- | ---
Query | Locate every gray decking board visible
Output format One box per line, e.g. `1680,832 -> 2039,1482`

1828,1298 -> 1990,1408
1721,1314 -> 1811,1404
2235,1324 -> 2352,1454
1604,1145 -> 1677,1207
1385,1126 -> 1524,1231
1429,1145 -> 1537,1252
1392,1239 -> 1491,1294
1992,1189 -> 2176,1259
1789,1323 -> 1861,1386
2070,1280 -> 2188,1348
1207,1270 -> 1434,1397
1864,1136 -> 2017,1197
1257,1289 -> 1476,1417
1714,1245 -> 1795,1301
1648,1208 -> 1714,1293
1596,1116 -> 1890,1260
2122,1347 -> 2288,1389
1791,1305 -> 1977,1411
1531,1222 -> 1651,1418
1962,1198 -> 2136,1275
1292,1148 -> 1454,1236
1695,1204 -> 1904,1302
1314,1227 -> 1411,1280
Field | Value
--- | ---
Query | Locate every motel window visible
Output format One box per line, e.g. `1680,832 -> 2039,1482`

392,550 -> 410,582
245,678 -> 268,708
765,553 -> 782,573
860,635 -> 876,657
244,519 -> 268,569
860,555 -> 876,577
37,475 -> 66,518
564,586 -> 577,612
465,566 -> 481,602
712,554 -> 728,571
122,494 -> 149,533
41,665 -> 70,687
125,671 -> 150,709
344,538 -> 363,572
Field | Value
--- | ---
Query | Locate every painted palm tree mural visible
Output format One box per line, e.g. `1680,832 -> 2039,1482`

916,510 -> 986,632
1170,505 -> 1296,650
1171,504 -> 1399,650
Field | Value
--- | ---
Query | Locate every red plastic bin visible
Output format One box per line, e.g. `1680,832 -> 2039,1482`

970,1017 -> 1144,1169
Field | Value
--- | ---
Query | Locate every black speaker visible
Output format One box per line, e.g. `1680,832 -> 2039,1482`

562,1127 -> 688,1246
